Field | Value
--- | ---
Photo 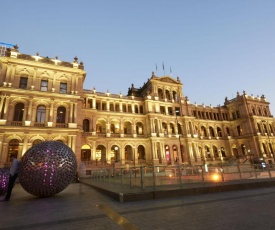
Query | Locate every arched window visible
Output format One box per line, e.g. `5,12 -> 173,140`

258,108 -> 262,116
33,139 -> 42,146
170,123 -> 175,134
269,124 -> 274,134
158,88 -> 164,99
209,127 -> 215,137
56,106 -> 66,123
237,125 -> 242,136
36,105 -> 46,123
13,103 -> 24,121
96,124 -> 102,133
110,124 -> 115,133
83,119 -> 89,132
213,146 -> 219,158
165,90 -> 170,100
172,91 -> 177,101
139,105 -> 143,114
226,127 -> 230,136
137,145 -> 146,160
136,122 -> 144,135
205,146 -> 211,158
251,107 -> 256,115
263,108 -> 268,116
8,139 -> 19,159
217,127 -> 222,137
201,126 -> 207,137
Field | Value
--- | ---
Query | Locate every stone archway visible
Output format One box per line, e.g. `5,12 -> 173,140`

81,144 -> 91,162
96,145 -> 106,163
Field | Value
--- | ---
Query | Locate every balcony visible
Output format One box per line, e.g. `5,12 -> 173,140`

56,123 -> 66,128
10,121 -> 23,126
34,122 -> 45,127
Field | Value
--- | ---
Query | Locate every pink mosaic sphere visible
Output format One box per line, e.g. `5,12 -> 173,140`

19,141 -> 77,197
0,168 -> 9,195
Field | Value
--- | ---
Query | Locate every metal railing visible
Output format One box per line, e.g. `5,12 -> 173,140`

81,164 -> 275,190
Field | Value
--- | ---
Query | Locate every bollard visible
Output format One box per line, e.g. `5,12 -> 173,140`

119,193 -> 124,202
267,164 -> 272,178
140,166 -> 144,189
237,164 -> 242,180
201,165 -> 205,183
178,165 -> 182,186
153,166 -> 156,189
121,168 -> 123,186
130,168 -> 132,187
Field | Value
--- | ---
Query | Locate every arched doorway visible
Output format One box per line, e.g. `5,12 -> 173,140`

32,139 -> 42,146
83,119 -> 90,132
81,144 -> 91,162
8,139 -> 19,160
213,146 -> 219,158
165,145 -> 171,165
173,145 -> 178,163
125,145 -> 133,163
111,145 -> 120,163
96,145 -> 107,163
14,103 -> 24,122
205,146 -> 211,159
232,147 -> 238,158
56,106 -> 66,123
137,145 -> 146,164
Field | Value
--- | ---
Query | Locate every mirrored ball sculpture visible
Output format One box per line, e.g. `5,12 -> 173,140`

19,141 -> 77,197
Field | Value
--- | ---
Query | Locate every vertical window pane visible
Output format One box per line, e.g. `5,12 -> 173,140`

14,103 -> 24,121
57,107 -> 66,123
60,83 -> 67,93
41,80 -> 48,91
36,105 -> 46,122
19,77 -> 28,89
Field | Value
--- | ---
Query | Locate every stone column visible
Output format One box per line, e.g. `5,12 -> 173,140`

26,98 -> 33,121
106,100 -> 110,111
0,96 -> 5,119
49,100 -> 54,122
92,98 -> 96,109
69,102 -> 73,123
73,103 -> 77,123
3,96 -> 10,120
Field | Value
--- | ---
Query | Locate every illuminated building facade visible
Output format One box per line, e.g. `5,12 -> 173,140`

0,45 -> 275,170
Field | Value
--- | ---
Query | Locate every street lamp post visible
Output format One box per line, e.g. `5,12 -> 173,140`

247,149 -> 251,163
133,148 -> 136,177
114,146 -> 118,162
175,109 -> 183,164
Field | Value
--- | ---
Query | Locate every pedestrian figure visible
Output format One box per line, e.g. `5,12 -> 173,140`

2,154 -> 20,201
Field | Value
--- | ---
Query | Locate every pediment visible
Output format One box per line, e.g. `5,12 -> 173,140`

158,76 -> 179,84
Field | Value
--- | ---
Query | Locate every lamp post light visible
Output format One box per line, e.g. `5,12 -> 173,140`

175,109 -> 183,164
247,149 -> 251,163
114,146 -> 118,162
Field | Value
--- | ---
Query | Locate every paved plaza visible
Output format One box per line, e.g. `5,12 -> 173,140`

1,182 -> 275,230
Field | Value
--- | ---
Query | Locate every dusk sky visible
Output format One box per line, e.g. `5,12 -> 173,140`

2,0 -> 275,113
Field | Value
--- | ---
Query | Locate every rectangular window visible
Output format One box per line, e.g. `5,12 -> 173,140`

40,80 -> 48,91
60,82 -> 67,94
19,77 -> 28,89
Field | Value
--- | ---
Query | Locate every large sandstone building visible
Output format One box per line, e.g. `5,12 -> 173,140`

0,45 -> 274,169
